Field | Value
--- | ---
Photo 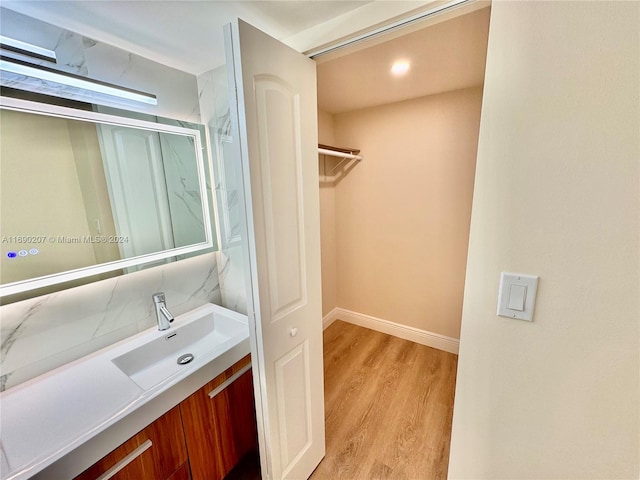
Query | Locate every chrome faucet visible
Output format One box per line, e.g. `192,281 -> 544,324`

152,292 -> 174,331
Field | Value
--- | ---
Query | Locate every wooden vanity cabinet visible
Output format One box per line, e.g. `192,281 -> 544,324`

180,355 -> 257,480
73,355 -> 257,480
74,406 -> 188,480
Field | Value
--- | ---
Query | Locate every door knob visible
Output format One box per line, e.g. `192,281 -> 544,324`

289,327 -> 298,337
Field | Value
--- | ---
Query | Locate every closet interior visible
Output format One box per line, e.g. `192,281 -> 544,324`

312,5 -> 491,478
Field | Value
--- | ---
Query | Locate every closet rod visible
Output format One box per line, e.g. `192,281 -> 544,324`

318,147 -> 362,161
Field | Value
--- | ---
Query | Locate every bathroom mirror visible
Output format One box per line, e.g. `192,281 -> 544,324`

0,96 -> 216,298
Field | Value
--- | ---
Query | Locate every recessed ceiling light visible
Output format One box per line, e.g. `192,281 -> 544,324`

391,61 -> 410,76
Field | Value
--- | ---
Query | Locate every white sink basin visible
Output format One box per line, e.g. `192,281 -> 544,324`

1,303 -> 249,480
112,306 -> 248,390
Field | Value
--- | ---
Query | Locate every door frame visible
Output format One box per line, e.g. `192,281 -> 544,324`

223,22 -> 272,477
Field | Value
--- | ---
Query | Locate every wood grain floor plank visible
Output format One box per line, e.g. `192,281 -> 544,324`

310,320 -> 458,480
326,337 -> 410,479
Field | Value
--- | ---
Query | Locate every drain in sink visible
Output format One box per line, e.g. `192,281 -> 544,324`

177,353 -> 194,365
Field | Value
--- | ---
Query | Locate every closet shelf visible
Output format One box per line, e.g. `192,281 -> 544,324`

318,143 -> 362,183
318,143 -> 362,161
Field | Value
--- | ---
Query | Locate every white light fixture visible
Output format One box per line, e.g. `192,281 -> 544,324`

0,35 -> 57,63
391,61 -> 410,76
0,57 -> 158,105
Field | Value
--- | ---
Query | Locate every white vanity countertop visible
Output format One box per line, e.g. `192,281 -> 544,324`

0,303 -> 250,480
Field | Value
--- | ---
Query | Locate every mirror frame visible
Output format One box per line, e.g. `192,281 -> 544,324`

0,96 -> 215,297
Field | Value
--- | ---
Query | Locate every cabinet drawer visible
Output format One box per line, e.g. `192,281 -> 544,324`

74,406 -> 188,480
180,355 -> 257,480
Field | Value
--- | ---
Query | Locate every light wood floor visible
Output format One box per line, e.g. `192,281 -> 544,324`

309,320 -> 458,480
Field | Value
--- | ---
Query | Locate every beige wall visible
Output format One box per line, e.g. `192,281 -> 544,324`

332,87 -> 482,339
448,2 -> 639,478
318,109 -> 335,146
318,109 -> 337,316
0,110 -> 98,284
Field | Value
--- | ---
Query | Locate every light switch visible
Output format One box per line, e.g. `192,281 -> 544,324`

508,285 -> 526,311
497,272 -> 539,321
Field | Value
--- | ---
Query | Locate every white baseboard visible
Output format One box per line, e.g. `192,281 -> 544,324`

325,307 -> 459,355
322,308 -> 340,330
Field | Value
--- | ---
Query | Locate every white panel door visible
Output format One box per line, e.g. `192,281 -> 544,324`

224,19 -> 325,480
98,125 -> 175,261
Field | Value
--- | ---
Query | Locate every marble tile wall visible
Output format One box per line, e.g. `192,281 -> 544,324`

0,253 -> 221,391
0,10 -> 227,391
197,66 -> 248,315
0,8 -> 200,122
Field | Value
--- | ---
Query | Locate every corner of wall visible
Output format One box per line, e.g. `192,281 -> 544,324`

318,108 -> 338,317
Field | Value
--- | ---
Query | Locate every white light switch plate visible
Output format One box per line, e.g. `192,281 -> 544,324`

497,272 -> 539,321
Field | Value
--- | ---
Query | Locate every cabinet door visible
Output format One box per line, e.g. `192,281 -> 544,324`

180,355 -> 257,480
167,463 -> 191,480
74,406 -> 188,480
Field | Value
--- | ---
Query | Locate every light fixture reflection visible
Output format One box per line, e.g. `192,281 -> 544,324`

0,57 -> 158,105
0,35 -> 57,63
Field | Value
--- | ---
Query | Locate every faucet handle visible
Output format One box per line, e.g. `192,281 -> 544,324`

152,292 -> 166,303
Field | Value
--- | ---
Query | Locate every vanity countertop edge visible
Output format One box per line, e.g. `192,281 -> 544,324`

0,303 -> 251,480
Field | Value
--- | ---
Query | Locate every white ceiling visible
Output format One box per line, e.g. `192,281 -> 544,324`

317,6 -> 490,113
1,1 -> 433,75
2,1 -> 490,115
